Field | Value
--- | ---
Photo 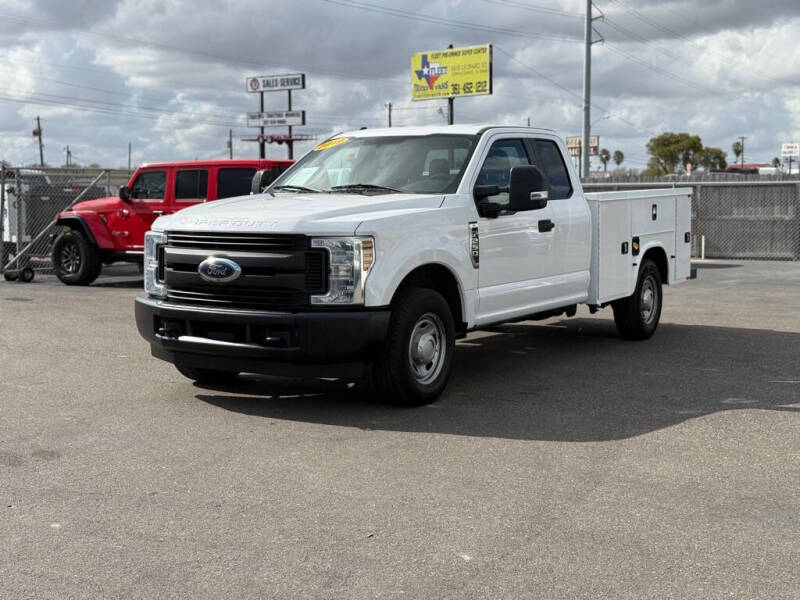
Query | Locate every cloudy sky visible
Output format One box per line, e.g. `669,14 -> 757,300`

1,0 -> 799,171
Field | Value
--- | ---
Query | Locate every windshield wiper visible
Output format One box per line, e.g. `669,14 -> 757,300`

271,184 -> 320,193
330,183 -> 404,194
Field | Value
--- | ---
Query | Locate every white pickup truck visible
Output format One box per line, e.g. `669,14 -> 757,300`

136,125 -> 694,405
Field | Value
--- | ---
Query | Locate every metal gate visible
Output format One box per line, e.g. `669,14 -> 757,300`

1,166 -> 110,282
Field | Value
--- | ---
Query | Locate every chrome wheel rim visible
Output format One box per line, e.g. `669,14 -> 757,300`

60,243 -> 81,273
641,275 -> 658,325
408,312 -> 446,385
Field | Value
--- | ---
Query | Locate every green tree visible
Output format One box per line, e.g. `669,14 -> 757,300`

732,140 -> 743,165
699,147 -> 727,171
645,132 -> 703,175
599,148 -> 611,172
613,150 -> 624,167
771,157 -> 782,169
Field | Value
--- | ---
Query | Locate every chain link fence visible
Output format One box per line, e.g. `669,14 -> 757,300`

1,166 -> 130,281
584,181 -> 800,260
0,169 -> 797,285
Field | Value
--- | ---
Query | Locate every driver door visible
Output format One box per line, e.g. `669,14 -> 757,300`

116,168 -> 171,251
473,137 -> 556,326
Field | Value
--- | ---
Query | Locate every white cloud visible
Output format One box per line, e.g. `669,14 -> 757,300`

0,0 -> 798,168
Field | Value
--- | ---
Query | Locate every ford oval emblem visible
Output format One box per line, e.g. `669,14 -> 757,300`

198,257 -> 241,283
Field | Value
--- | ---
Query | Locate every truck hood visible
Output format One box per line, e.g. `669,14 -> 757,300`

154,192 -> 445,235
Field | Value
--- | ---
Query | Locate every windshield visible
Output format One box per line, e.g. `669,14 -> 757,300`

269,134 -> 478,195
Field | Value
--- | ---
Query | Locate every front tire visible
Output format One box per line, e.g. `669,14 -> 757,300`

52,230 -> 102,285
175,364 -> 240,384
372,288 -> 455,406
19,267 -> 34,283
612,258 -> 663,340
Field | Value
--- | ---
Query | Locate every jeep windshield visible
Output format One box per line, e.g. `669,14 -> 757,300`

268,134 -> 478,195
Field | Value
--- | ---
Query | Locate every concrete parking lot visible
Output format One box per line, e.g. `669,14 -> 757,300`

1,261 -> 798,599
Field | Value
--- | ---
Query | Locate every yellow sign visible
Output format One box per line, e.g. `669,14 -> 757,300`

313,137 -> 348,151
411,44 -> 492,101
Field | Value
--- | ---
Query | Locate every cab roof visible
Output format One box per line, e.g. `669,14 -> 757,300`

138,158 -> 293,169
336,124 -> 557,138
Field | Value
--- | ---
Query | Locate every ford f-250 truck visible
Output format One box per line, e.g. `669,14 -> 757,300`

135,125 -> 694,406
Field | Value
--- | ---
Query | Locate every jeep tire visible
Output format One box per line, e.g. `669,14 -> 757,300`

52,230 -> 103,286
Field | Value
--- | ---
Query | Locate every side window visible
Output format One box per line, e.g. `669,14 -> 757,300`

476,139 -> 530,209
217,168 -> 256,199
131,170 -> 167,201
175,170 -> 208,202
532,139 -> 572,200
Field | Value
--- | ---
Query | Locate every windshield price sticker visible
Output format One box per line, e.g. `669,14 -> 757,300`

314,138 -> 348,151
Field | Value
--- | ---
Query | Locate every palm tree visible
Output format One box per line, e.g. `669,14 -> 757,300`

771,157 -> 781,169
613,150 -> 624,168
732,140 -> 743,165
599,148 -> 611,172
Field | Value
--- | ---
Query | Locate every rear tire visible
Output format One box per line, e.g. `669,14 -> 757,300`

372,287 -> 455,406
612,258 -> 662,340
3,271 -> 17,282
52,230 -> 102,285
175,364 -> 240,384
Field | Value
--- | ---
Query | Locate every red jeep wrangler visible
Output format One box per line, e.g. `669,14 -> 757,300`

51,159 -> 292,285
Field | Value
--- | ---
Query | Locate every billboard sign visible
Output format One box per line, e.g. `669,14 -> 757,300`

246,73 -> 306,93
781,142 -> 799,158
411,44 -> 492,101
247,111 -> 306,127
566,136 -> 599,157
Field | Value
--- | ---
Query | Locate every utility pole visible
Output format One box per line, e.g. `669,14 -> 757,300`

447,44 -> 454,125
33,116 -> 44,166
582,1 -> 603,179
739,136 -> 746,167
259,91 -> 265,159
527,117 -> 531,127
287,89 -> 294,160
385,102 -> 392,127
64,145 -> 72,167
227,129 -> 233,159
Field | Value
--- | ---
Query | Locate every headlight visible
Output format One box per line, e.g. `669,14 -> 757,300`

144,231 -> 167,298
310,237 -> 374,305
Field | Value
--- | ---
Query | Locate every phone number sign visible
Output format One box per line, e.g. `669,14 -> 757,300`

411,44 -> 492,101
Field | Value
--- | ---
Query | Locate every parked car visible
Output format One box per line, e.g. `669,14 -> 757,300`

136,125 -> 695,406
51,159 -> 292,285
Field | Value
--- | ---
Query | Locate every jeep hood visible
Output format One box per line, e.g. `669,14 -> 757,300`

154,192 -> 445,235
70,196 -> 123,212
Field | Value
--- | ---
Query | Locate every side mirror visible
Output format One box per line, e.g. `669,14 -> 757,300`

474,185 -> 502,199
119,185 -> 131,202
5,186 -> 14,196
508,165 -> 549,211
251,169 -> 278,194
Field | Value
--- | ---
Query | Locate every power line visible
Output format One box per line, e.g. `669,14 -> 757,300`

600,42 -> 774,113
0,10 -> 410,86
315,0 -> 583,43
494,45 -> 657,138
600,17 -> 692,65
605,0 -> 799,87
478,0 -> 583,19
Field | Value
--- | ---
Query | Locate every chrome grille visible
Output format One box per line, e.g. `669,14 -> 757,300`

163,231 -> 327,310
167,231 -> 307,252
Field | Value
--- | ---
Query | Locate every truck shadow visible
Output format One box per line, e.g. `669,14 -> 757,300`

195,319 -> 800,442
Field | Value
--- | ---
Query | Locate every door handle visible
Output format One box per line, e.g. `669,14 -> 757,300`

152,210 -> 165,215
538,219 -> 555,232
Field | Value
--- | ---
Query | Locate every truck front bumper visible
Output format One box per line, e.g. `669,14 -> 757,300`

135,296 -> 390,379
